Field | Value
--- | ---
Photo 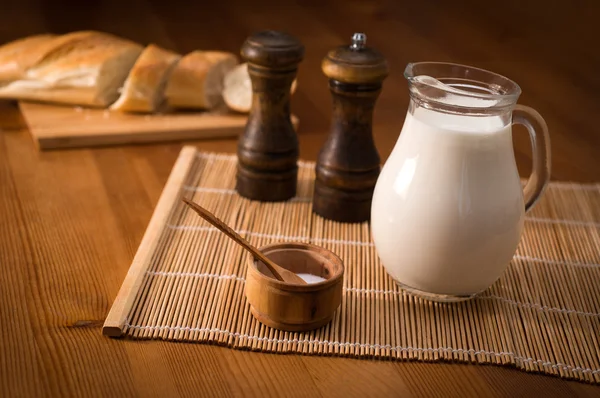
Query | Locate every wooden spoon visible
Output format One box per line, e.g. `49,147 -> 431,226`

182,198 -> 307,285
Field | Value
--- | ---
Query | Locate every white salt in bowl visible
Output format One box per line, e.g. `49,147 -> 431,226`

245,242 -> 344,332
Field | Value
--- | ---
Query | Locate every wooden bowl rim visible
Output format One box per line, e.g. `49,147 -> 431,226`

247,242 -> 344,291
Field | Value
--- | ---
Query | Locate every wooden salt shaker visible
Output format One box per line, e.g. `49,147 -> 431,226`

313,33 -> 389,222
236,31 -> 305,202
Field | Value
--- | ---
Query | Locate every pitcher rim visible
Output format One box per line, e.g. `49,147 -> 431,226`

404,62 -> 522,103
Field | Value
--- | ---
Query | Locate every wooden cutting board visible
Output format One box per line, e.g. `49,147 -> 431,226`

19,102 -> 299,150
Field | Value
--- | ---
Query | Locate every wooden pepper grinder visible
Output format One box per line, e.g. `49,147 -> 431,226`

236,31 -> 305,202
313,33 -> 389,222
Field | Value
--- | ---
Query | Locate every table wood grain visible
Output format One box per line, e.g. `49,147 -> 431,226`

1,0 -> 599,396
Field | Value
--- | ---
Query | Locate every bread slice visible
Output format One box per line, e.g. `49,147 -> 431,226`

223,62 -> 298,113
0,31 -> 143,107
110,44 -> 181,113
164,50 -> 237,110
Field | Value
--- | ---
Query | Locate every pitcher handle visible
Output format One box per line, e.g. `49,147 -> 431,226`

512,104 -> 551,212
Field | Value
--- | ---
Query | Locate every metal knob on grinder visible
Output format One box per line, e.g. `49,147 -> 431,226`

236,31 -> 304,202
313,33 -> 389,222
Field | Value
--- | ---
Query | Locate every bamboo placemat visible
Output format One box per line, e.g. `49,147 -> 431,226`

103,146 -> 600,383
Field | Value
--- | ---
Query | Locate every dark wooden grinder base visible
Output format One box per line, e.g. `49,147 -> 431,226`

236,160 -> 298,202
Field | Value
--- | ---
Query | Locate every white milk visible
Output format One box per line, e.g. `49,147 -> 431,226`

371,103 -> 525,297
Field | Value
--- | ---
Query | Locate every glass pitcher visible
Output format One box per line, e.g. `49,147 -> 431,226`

371,62 -> 551,302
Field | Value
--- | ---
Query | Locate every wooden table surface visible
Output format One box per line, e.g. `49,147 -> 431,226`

2,0 -> 599,396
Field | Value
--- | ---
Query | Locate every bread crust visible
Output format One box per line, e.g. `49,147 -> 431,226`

164,50 -> 238,110
0,31 -> 100,84
110,44 -> 181,113
0,31 -> 143,107
0,34 -> 56,84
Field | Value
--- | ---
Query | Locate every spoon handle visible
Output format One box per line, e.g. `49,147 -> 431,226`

182,198 -> 287,282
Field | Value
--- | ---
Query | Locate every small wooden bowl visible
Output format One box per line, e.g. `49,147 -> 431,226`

245,242 -> 344,332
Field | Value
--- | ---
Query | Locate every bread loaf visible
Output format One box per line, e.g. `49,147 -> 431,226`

0,34 -> 56,84
0,31 -> 143,107
110,44 -> 181,113
164,51 -> 237,110
0,31 -> 102,85
223,62 -> 298,113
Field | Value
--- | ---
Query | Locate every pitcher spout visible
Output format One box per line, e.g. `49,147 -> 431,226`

404,62 -> 522,115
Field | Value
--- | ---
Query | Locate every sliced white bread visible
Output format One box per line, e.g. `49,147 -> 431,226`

110,44 -> 181,113
164,50 -> 238,110
0,31 -> 143,107
223,62 -> 298,113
